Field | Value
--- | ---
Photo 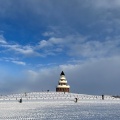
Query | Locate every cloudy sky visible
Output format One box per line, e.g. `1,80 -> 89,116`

0,0 -> 120,95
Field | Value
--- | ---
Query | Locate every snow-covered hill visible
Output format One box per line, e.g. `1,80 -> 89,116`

0,92 -> 119,102
0,92 -> 120,119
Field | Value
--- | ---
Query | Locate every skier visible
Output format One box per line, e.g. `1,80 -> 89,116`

75,98 -> 78,103
102,95 -> 104,100
19,98 -> 22,103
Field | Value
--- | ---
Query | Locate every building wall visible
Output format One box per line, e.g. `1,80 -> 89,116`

56,88 -> 69,92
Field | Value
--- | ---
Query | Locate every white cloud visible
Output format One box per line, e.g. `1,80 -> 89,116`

12,61 -> 26,66
39,40 -> 52,48
1,43 -> 40,56
23,56 -> 120,94
68,38 -> 120,58
1,33 -> 120,59
37,34 -> 120,58
13,45 -> 37,56
49,37 -> 64,44
37,34 -> 88,56
0,57 -> 26,66
93,0 -> 120,9
38,37 -> 65,49
26,70 -> 38,82
0,35 -> 7,44
1,1 -> 120,94
0,34 -> 42,57
42,32 -> 55,37
1,55 -> 120,94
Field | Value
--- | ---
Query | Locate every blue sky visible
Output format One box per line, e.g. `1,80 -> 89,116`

0,0 -> 120,95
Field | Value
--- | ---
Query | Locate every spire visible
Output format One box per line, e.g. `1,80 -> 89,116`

60,71 -> 65,76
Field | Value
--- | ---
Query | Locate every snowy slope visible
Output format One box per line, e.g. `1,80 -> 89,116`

0,92 -> 119,102
0,92 -> 120,119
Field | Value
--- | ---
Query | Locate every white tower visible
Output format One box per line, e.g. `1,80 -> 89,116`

56,71 -> 70,92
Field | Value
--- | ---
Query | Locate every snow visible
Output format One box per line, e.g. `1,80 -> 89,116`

0,92 -> 120,119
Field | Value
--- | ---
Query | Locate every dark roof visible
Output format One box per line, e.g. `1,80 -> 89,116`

60,71 -> 65,75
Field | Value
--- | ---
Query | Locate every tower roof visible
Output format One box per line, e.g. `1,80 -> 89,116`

60,71 -> 65,76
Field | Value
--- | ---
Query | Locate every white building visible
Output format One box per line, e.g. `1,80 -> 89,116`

56,71 -> 70,92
